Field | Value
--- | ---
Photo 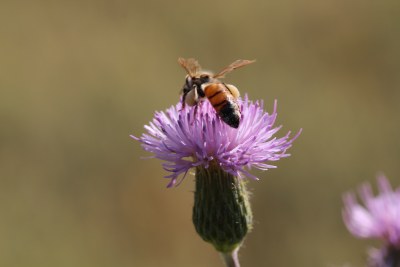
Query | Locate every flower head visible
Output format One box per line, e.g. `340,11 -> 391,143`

342,174 -> 400,247
132,95 -> 301,187
343,174 -> 400,266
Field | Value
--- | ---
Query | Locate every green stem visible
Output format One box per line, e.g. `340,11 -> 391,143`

221,248 -> 240,267
385,246 -> 400,267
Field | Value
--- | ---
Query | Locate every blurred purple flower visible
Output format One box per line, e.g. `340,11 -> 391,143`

343,174 -> 400,245
343,174 -> 400,267
132,95 -> 301,187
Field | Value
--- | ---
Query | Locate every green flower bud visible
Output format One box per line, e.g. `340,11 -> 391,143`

192,163 -> 253,253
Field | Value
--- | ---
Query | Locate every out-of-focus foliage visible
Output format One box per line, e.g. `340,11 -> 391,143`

1,0 -> 399,266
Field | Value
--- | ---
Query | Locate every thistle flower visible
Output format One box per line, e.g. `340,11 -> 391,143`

132,95 -> 301,188
342,174 -> 400,267
132,95 -> 301,267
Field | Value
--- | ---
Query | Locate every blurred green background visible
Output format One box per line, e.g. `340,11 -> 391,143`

1,0 -> 400,266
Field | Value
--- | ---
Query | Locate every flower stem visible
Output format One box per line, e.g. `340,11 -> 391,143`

385,246 -> 400,267
221,248 -> 240,267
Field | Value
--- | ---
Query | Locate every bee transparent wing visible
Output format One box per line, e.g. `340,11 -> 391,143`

213,59 -> 255,78
178,58 -> 202,77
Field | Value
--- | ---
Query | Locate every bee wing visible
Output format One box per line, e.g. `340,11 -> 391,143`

178,58 -> 202,77
213,59 -> 255,78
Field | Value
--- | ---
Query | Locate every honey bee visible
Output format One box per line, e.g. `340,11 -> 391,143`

178,58 -> 255,128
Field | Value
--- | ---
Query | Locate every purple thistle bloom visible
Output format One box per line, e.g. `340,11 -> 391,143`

343,174 -> 400,246
342,174 -> 400,267
131,95 -> 301,187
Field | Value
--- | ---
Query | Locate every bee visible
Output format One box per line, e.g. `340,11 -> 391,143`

178,58 -> 255,128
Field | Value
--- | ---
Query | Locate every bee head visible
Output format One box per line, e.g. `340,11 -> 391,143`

199,73 -> 211,84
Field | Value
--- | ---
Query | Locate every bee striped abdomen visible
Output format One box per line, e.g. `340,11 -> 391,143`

203,83 -> 241,128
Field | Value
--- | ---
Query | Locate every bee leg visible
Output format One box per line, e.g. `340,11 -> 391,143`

179,91 -> 188,111
191,102 -> 200,126
193,104 -> 198,120
197,84 -> 205,98
223,83 -> 240,99
190,86 -> 205,125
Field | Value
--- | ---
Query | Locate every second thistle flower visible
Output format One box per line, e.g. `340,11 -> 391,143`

343,174 -> 400,267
